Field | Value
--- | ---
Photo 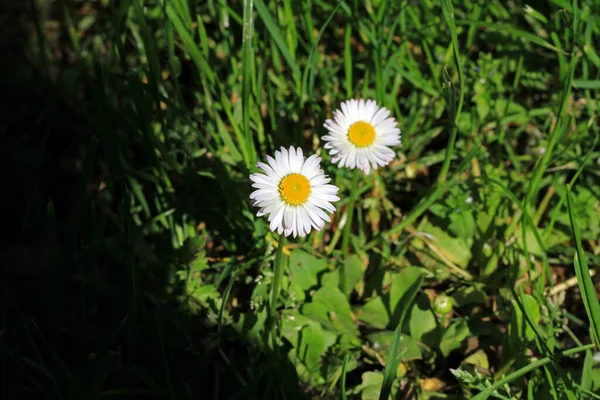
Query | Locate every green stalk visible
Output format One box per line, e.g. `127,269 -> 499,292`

269,233 -> 286,327
341,171 -> 359,254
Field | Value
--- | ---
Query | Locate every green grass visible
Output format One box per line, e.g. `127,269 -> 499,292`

2,0 -> 600,399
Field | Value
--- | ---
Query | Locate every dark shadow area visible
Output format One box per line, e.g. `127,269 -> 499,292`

0,2 -> 306,399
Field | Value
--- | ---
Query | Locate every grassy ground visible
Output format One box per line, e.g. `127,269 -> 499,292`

2,0 -> 600,398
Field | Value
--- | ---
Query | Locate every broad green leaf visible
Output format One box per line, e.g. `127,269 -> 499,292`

321,256 -> 363,293
509,294 -> 541,342
298,325 -> 326,372
356,372 -> 384,400
463,349 -> 489,370
592,369 -> 600,392
452,285 -> 486,307
448,208 -> 476,240
289,249 -> 328,302
473,92 -> 491,120
355,372 -> 399,400
302,287 -> 359,337
390,267 -> 425,328
440,320 -> 470,357
233,308 -> 267,341
357,296 -> 389,329
408,294 -> 438,345
517,227 -> 570,256
421,222 -> 472,268
367,331 -> 422,362
341,255 -> 364,295
281,310 -> 337,351
321,269 -> 339,288
495,98 -> 527,116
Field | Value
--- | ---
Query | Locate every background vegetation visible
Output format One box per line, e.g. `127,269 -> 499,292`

2,0 -> 600,398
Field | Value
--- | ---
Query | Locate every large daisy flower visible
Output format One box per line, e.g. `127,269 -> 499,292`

250,146 -> 340,238
322,99 -> 401,175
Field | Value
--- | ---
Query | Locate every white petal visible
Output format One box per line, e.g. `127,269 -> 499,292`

269,205 -> 285,232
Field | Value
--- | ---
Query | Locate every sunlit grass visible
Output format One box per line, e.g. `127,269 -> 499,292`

3,0 -> 600,399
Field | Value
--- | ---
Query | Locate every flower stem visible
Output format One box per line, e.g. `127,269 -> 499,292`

341,170 -> 359,255
269,233 -> 286,328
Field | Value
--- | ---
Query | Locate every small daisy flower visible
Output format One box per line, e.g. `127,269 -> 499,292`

250,146 -> 340,238
323,99 -> 401,175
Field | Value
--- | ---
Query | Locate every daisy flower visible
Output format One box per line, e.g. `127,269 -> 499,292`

250,146 -> 340,238
322,99 -> 401,175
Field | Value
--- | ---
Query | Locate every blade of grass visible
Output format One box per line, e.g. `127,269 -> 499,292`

241,0 -> 256,167
472,344 -> 595,400
301,1 -> 343,103
377,331 -> 400,400
254,0 -> 301,88
378,274 -> 423,400
436,0 -> 466,192
581,349 -> 593,393
572,79 -> 600,89
341,354 -> 349,400
567,187 -> 600,345
440,0 -> 465,122
164,2 -> 215,85
454,20 -> 567,54
344,23 -> 353,98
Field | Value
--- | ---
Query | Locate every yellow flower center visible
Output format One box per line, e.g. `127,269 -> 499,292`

279,173 -> 311,206
348,121 -> 376,148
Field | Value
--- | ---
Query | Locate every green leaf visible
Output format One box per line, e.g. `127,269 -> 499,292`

321,255 -> 364,295
572,79 -> 600,89
355,372 -> 389,400
549,0 -> 573,10
463,349 -> 489,370
517,227 -> 569,256
474,92 -> 491,120
581,350 -> 593,392
517,294 -> 541,342
592,368 -> 600,392
408,294 -> 438,345
421,222 -> 472,268
448,209 -> 476,240
298,325 -> 326,372
357,297 -> 389,330
440,320 -> 470,357
302,287 -> 359,337
367,331 -> 422,362
281,310 -> 337,350
341,255 -> 364,295
390,267 -> 426,328
451,285 -> 486,307
289,249 -> 328,302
